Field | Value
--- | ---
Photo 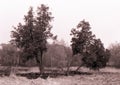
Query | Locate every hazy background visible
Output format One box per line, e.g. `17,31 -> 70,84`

0,0 -> 120,48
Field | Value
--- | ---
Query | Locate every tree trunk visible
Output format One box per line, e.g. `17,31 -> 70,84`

40,51 -> 43,74
35,56 -> 40,72
75,63 -> 83,72
66,57 -> 73,75
35,51 -> 44,74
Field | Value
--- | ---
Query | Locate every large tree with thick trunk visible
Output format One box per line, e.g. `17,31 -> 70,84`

11,4 -> 56,74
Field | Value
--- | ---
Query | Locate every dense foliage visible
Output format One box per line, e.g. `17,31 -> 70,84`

11,4 -> 56,73
70,20 -> 110,70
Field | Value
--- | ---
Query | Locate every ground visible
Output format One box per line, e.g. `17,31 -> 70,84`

0,67 -> 120,85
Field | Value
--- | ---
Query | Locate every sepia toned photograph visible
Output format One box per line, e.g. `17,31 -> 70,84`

0,0 -> 120,85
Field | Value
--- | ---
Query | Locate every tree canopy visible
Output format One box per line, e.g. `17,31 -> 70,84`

70,20 -> 110,70
11,4 -> 56,73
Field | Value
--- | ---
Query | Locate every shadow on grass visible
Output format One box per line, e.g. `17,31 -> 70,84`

16,72 -> 49,79
68,71 -> 92,76
16,71 -> 92,79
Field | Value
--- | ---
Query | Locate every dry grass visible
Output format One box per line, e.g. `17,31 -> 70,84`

0,72 -> 119,85
0,67 -> 120,85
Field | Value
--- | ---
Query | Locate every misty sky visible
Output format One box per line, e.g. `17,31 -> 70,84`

0,0 -> 120,48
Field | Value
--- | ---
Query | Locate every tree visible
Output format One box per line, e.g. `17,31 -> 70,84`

71,20 -> 95,55
11,4 -> 56,73
43,43 -> 68,70
0,43 -> 19,76
0,43 -> 18,66
109,43 -> 120,68
82,39 -> 110,70
70,20 -> 110,71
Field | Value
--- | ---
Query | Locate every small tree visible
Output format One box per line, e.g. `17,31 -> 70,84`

70,20 -> 110,71
109,43 -> 120,68
0,43 -> 19,76
0,43 -> 18,66
11,4 -> 56,73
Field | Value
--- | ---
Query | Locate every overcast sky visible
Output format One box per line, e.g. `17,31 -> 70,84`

0,0 -> 120,48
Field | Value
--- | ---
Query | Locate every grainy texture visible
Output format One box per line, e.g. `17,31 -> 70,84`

0,67 -> 120,85
0,72 -> 120,85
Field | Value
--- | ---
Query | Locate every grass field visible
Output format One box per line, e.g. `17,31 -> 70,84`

0,67 -> 120,85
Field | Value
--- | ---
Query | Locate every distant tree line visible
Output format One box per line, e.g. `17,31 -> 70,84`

0,41 -> 120,69
0,41 -> 80,67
